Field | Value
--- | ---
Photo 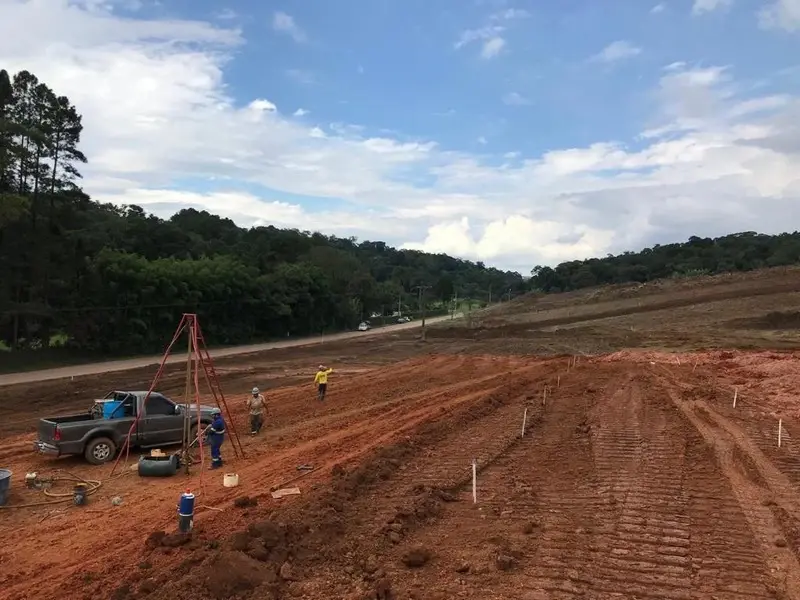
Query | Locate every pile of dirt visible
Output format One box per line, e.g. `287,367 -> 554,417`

202,551 -> 273,598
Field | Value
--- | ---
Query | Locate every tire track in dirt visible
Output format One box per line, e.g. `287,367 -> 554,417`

381,363 -> 778,600
336,364 -> 559,546
249,362 -> 566,599
508,368 -> 616,600
729,415 -> 800,495
585,373 -> 695,600
654,368 -> 800,598
263,365 -> 523,451
357,364 -> 624,600
684,435 -> 774,599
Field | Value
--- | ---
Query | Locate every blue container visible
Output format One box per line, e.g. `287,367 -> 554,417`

0,469 -> 11,507
102,400 -> 124,419
177,491 -> 195,533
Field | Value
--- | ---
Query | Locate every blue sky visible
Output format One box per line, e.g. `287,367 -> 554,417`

1,0 -> 799,273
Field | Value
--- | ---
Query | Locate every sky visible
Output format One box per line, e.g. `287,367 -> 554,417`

1,0 -> 799,274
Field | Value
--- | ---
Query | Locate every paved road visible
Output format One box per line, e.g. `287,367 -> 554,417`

0,314 -> 461,387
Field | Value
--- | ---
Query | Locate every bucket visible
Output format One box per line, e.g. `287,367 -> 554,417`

73,483 -> 88,506
0,469 -> 11,507
223,473 -> 239,488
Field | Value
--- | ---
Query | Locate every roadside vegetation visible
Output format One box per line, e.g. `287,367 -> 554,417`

0,68 -> 523,362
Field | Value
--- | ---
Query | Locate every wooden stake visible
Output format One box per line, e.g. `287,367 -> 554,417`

692,361 -> 698,372
521,407 -> 528,437
472,459 -> 477,503
557,375 -> 561,388
732,388 -> 738,408
778,419 -> 783,448
542,386 -> 547,407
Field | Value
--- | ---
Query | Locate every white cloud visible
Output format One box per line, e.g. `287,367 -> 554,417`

402,216 -> 616,266
503,92 -> 530,106
454,25 -> 504,50
1,1 -> 799,273
249,98 -> 277,113
651,3 -> 666,13
455,8 -> 526,59
591,40 -> 642,63
272,11 -> 306,43
759,0 -> 800,31
480,37 -> 506,59
691,0 -> 733,15
293,108 -> 309,117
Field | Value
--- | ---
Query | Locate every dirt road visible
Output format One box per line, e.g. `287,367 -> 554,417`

5,351 -> 800,600
0,314 -> 458,387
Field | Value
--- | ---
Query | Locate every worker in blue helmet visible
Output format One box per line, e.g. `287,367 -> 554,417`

206,408 -> 226,469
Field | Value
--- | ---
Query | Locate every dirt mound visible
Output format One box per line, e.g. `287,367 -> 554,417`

202,551 -> 273,599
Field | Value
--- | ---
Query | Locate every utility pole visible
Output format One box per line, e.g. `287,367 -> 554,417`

507,288 -> 512,302
412,285 -> 431,340
398,291 -> 402,316
488,285 -> 492,305
451,290 -> 458,319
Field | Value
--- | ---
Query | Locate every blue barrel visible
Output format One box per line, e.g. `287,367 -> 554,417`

177,491 -> 195,533
0,469 -> 11,507
102,400 -> 124,419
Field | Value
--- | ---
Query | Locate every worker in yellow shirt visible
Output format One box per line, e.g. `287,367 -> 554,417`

314,364 -> 334,401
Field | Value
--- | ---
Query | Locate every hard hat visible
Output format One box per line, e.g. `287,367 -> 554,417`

211,407 -> 221,415
318,364 -> 325,370
252,387 -> 259,395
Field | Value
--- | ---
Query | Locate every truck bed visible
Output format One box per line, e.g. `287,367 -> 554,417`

45,414 -> 95,425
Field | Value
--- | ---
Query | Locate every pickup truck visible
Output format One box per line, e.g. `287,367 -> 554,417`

33,390 -> 219,465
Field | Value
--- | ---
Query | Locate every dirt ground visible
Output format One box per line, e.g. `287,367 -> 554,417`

4,267 -> 800,599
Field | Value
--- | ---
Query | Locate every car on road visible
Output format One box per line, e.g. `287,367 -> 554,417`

357,321 -> 372,331
397,316 -> 411,323
33,390 -> 218,465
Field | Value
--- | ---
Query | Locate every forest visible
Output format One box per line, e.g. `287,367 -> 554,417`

0,68 -> 524,357
529,231 -> 800,292
4,66 -> 799,363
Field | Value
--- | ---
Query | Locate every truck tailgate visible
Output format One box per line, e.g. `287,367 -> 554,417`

37,419 -> 59,443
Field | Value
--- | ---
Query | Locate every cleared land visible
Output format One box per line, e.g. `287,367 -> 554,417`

3,267 -> 800,599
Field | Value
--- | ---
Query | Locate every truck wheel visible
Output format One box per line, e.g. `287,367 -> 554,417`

85,437 -> 116,465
